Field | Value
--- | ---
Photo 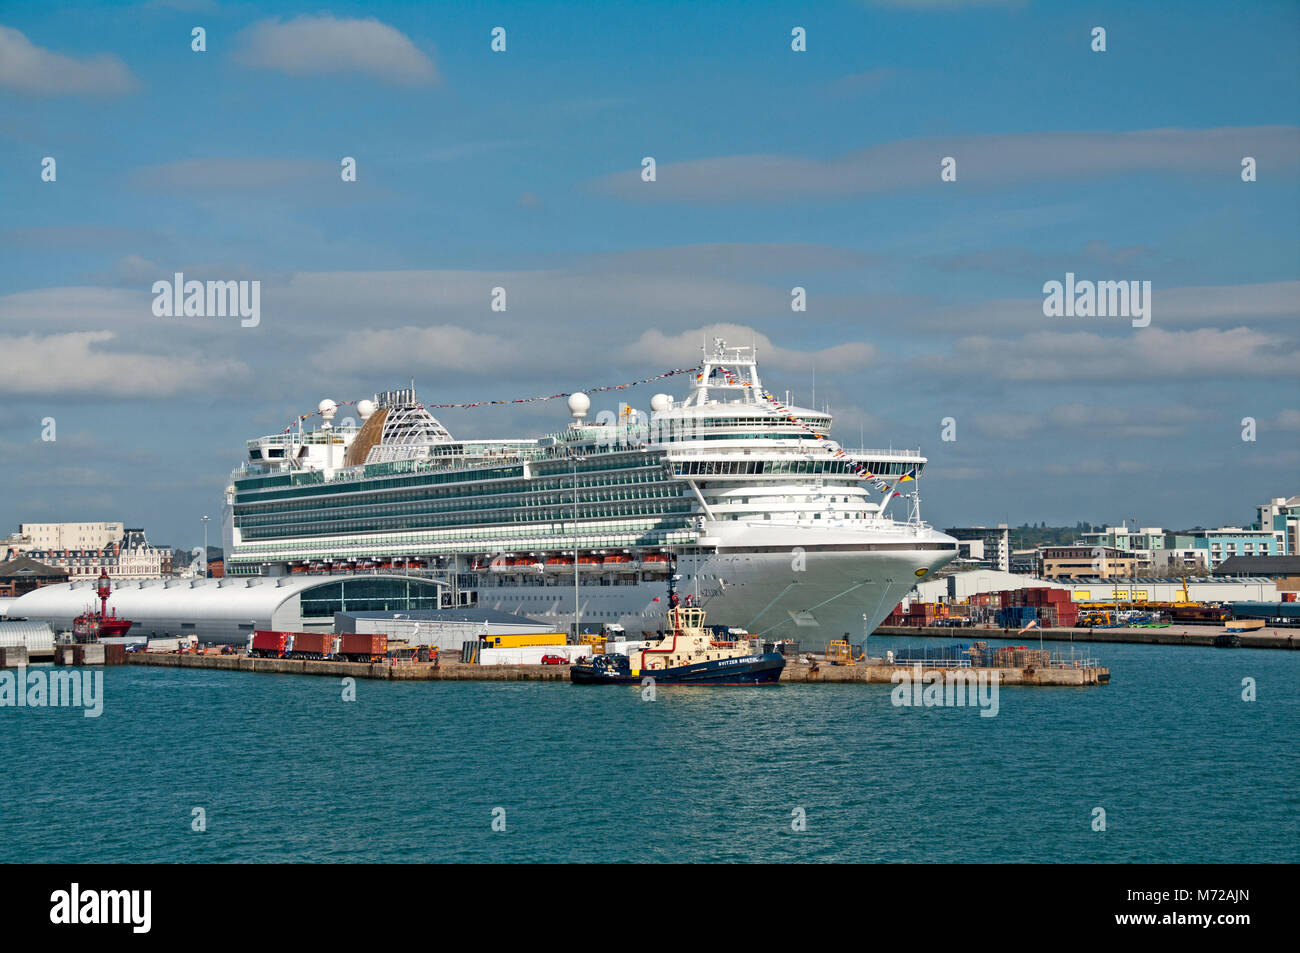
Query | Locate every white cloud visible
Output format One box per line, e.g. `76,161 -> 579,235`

1271,409 -> 1300,431
938,327 -> 1299,381
973,404 -> 1204,440
0,286 -> 153,329
114,255 -> 162,283
900,279 -> 1300,337
310,325 -> 523,374
0,25 -> 139,96
1152,282 -> 1300,325
233,15 -> 439,86
972,412 -> 1044,440
1043,460 -> 1152,477
621,325 -> 877,375
133,158 -> 336,191
592,126 -> 1300,202
0,331 -> 250,397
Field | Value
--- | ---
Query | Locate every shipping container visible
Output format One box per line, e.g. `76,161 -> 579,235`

249,630 -> 290,658
339,632 -> 388,661
287,631 -> 335,659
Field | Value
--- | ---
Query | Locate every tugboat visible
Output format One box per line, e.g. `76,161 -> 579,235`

570,605 -> 785,685
71,570 -> 134,642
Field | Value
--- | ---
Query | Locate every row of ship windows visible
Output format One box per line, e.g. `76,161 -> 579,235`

675,459 -> 917,477
360,452 -> 647,480
235,493 -> 686,530
238,502 -> 694,540
239,463 -> 529,501
239,495 -> 874,539
233,522 -> 696,554
235,480 -> 681,522
236,468 -> 667,513
478,577 -> 646,589
660,431 -> 822,442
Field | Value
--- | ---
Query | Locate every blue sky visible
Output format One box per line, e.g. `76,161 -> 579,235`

1,0 -> 1297,549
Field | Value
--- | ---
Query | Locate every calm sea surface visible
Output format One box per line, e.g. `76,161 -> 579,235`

3,635 -> 1297,863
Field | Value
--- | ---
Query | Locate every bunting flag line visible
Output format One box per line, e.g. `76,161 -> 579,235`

279,366 -> 702,434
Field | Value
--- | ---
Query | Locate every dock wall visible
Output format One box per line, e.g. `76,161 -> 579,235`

874,625 -> 1297,650
125,653 -> 1107,685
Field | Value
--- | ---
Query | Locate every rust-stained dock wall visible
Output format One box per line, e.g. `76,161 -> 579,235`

125,652 -> 1108,686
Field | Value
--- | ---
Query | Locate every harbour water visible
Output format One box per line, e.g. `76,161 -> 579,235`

2,636 -> 1296,863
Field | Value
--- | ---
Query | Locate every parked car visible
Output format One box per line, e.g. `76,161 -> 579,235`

540,654 -> 570,665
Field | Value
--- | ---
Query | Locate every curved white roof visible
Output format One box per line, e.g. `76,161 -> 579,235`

4,574 -> 446,631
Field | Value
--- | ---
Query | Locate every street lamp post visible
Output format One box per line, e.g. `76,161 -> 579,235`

200,515 -> 211,579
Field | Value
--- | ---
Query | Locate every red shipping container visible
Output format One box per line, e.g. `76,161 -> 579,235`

340,633 -> 388,660
250,631 -> 290,657
288,632 -> 334,658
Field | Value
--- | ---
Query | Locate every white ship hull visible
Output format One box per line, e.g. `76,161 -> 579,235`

469,521 -> 954,650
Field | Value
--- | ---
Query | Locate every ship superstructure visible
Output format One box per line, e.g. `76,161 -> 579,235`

223,340 -> 957,649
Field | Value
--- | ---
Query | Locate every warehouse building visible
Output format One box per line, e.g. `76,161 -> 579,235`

0,619 -> 56,659
0,556 -> 68,598
910,570 -> 1280,606
1214,555 -> 1300,595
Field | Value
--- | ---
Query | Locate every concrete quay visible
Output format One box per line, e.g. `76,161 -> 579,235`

874,625 -> 1297,650
124,651 -> 1107,686
126,652 -> 571,681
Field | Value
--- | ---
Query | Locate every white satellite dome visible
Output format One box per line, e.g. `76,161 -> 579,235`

356,399 -> 376,420
650,393 -> 672,413
567,392 -> 590,420
318,399 -> 338,426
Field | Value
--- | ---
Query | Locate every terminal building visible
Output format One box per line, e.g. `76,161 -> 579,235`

0,574 -> 448,645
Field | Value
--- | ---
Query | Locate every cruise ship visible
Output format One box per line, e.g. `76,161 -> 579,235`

222,340 -> 957,650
